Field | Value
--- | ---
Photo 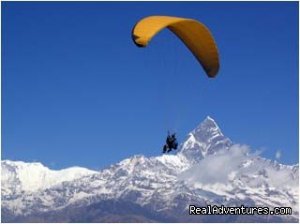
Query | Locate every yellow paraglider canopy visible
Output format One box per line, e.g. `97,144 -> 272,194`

132,16 -> 220,77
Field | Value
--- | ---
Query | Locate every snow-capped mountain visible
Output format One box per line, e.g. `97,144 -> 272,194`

2,116 -> 299,222
179,116 -> 232,162
2,160 -> 97,195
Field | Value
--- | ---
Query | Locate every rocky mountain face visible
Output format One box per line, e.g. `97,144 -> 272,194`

2,117 -> 299,222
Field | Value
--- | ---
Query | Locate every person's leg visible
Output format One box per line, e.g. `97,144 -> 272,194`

163,145 -> 167,153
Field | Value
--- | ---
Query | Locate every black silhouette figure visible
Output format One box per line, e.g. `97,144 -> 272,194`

163,132 -> 178,153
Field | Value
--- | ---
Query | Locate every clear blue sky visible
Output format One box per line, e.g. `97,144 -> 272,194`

2,2 -> 298,169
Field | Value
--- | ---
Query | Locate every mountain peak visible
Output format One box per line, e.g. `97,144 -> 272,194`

204,115 -> 215,122
179,116 -> 232,162
192,116 -> 221,137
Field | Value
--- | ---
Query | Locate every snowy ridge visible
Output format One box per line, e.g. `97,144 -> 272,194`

2,160 -> 97,195
1,117 -> 299,222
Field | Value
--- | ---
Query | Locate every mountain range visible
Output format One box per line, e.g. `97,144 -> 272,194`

2,116 -> 299,222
